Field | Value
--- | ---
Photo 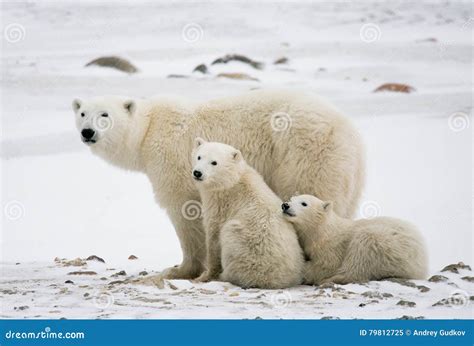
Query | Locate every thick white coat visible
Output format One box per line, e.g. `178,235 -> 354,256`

72,90 -> 365,279
193,140 -> 304,289
283,195 -> 428,285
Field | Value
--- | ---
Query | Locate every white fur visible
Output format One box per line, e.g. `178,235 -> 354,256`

192,140 -> 304,289
72,90 -> 365,279
283,195 -> 428,285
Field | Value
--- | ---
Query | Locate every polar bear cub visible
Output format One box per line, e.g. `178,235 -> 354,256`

192,139 -> 304,289
282,195 -> 428,285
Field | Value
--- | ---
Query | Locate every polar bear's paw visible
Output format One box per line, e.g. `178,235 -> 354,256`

160,265 -> 203,280
193,270 -> 215,283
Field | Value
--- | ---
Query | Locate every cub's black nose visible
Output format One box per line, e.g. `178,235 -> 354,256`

193,170 -> 202,178
282,203 -> 290,211
81,128 -> 95,140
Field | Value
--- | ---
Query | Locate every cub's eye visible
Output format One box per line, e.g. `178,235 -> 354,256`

211,161 -> 217,166
301,202 -> 307,207
101,113 -> 108,117
197,156 -> 201,160
80,112 -> 85,117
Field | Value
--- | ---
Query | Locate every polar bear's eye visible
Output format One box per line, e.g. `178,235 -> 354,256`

211,161 -> 217,166
197,156 -> 201,160
80,112 -> 85,117
101,113 -> 108,117
301,202 -> 307,207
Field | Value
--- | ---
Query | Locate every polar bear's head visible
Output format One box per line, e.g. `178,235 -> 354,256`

282,194 -> 333,226
72,96 -> 145,170
191,138 -> 244,191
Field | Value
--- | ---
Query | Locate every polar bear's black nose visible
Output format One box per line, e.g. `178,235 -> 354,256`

81,128 -> 95,140
193,170 -> 202,178
282,203 -> 290,211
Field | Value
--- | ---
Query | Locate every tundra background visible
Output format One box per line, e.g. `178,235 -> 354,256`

1,0 -> 472,319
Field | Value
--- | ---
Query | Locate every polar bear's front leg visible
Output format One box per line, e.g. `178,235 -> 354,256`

161,209 -> 206,280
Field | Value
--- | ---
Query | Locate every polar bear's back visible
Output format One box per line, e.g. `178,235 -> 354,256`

202,89 -> 345,118
348,217 -> 428,280
196,90 -> 349,138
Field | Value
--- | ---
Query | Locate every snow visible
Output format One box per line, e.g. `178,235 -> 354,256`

1,1 -> 472,319
1,260 -> 473,319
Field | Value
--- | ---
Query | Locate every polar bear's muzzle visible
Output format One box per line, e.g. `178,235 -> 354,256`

192,169 -> 204,181
81,128 -> 97,144
282,203 -> 295,217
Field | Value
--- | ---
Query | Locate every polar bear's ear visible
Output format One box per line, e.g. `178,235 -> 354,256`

72,98 -> 82,112
124,100 -> 136,115
232,150 -> 242,161
322,201 -> 333,212
194,137 -> 206,148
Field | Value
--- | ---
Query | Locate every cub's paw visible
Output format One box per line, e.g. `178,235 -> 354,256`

320,274 -> 351,285
193,270 -> 217,283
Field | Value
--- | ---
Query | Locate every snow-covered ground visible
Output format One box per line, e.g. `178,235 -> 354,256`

1,1 -> 472,319
1,259 -> 473,319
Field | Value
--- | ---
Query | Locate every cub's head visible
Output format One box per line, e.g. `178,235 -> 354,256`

282,194 -> 333,226
191,138 -> 244,191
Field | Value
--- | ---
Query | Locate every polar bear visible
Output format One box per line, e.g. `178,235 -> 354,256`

192,139 -> 304,288
282,194 -> 428,285
72,90 -> 365,279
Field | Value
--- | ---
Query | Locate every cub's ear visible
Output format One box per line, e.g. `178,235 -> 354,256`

72,98 -> 82,112
124,100 -> 136,115
194,137 -> 207,148
322,201 -> 333,212
232,149 -> 242,161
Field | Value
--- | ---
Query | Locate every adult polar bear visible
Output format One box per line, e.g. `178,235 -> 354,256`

72,90 -> 365,279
